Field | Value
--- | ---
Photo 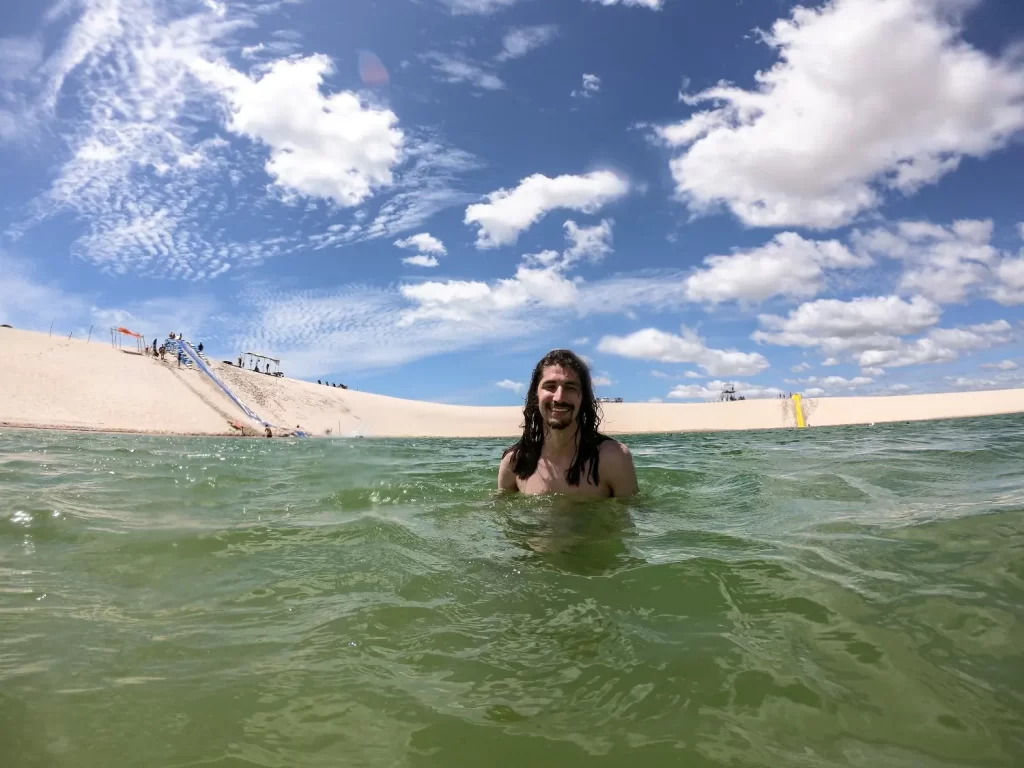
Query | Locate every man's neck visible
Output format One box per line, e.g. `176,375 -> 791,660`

541,423 -> 579,462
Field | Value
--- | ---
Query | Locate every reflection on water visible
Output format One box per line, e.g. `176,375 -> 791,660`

1,416 -> 1024,767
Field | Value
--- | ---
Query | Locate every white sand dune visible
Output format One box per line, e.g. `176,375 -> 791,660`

2,328 -> 1023,438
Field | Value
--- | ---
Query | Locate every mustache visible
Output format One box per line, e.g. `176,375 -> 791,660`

547,401 -> 574,409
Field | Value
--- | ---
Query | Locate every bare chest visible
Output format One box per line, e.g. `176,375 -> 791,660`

517,457 -> 609,497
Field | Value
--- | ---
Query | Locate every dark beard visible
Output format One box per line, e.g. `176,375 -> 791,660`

545,406 -> 575,430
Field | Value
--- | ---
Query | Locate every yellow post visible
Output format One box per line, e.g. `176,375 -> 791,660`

792,393 -> 806,429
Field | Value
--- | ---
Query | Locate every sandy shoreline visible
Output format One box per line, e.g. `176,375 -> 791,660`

2,328 -> 1023,439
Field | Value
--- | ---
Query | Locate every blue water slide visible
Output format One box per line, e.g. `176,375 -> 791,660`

178,341 -> 269,427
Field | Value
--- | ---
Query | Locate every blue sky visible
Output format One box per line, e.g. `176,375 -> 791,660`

1,0 -> 1023,405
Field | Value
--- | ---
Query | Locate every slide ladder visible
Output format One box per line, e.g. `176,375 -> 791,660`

178,341 -> 269,427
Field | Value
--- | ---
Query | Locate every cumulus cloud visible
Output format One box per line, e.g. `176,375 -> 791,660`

592,374 -> 613,387
597,326 -> 770,377
563,219 -> 614,264
657,0 -> 1024,228
12,0 -> 469,279
465,171 -> 628,248
496,378 -> 524,394
422,52 -> 505,90
399,263 -> 579,325
754,295 -> 1014,370
572,73 -> 601,98
497,25 -> 558,61
753,295 -> 942,351
992,256 -> 1024,305
852,219 -> 1000,304
798,375 -> 874,391
587,0 -> 663,8
668,380 -> 783,401
395,233 -> 447,255
440,0 -> 520,14
685,232 -> 870,305
401,255 -> 439,268
981,359 -> 1018,371
219,55 -> 403,207
856,320 -> 1014,369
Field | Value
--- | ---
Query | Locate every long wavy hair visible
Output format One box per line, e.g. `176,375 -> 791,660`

503,349 -> 607,486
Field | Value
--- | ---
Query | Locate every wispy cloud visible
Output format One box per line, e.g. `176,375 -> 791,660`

422,52 -> 505,90
5,0 -> 478,280
496,25 -> 558,61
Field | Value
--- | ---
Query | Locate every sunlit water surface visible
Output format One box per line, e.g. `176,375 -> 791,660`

2,417 -> 1023,766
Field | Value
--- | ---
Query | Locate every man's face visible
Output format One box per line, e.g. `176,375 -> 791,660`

537,364 -> 582,430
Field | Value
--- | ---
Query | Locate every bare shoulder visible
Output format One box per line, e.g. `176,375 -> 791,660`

600,438 -> 632,458
498,448 -> 519,492
600,439 -> 638,497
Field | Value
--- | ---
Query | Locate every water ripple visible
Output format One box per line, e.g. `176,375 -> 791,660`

1,416 -> 1023,766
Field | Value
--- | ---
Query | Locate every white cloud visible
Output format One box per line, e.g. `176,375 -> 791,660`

395,233 -> 447,255
802,375 -> 874,389
465,171 -> 629,248
751,295 -> 1013,370
232,283 -> 535,377
563,219 -> 614,264
240,40 -> 302,60
668,380 -> 783,401
592,375 -> 613,386
221,55 -> 403,207
821,357 -> 840,366
651,370 -> 671,379
981,359 -> 1018,371
791,361 -> 811,372
648,397 -> 664,403
441,0 -> 520,14
497,25 -> 558,61
992,256 -> 1024,305
587,0 -> 663,8
597,326 -> 770,377
496,379 -> 524,394
945,366 -> 1024,392
852,219 -> 999,304
572,73 -> 601,98
402,255 -> 439,268
658,0 -> 1024,228
573,336 -> 590,345
399,263 -> 580,325
423,52 -> 505,90
11,1 -> 476,278
753,296 -> 942,352
855,320 -> 1014,369
685,232 -> 870,305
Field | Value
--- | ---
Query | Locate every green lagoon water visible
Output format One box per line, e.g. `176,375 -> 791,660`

2,417 -> 1023,767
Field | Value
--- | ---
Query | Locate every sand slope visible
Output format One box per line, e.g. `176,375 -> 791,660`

3,328 -> 1023,438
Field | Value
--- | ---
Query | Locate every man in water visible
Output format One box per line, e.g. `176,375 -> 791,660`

498,349 -> 638,497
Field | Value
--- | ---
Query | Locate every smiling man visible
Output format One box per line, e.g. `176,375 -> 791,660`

498,349 -> 639,497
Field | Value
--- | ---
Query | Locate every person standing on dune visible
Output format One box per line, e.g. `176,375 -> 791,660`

498,349 -> 638,498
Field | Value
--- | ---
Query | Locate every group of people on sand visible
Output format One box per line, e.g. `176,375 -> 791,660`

238,356 -> 276,375
317,379 -> 347,389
